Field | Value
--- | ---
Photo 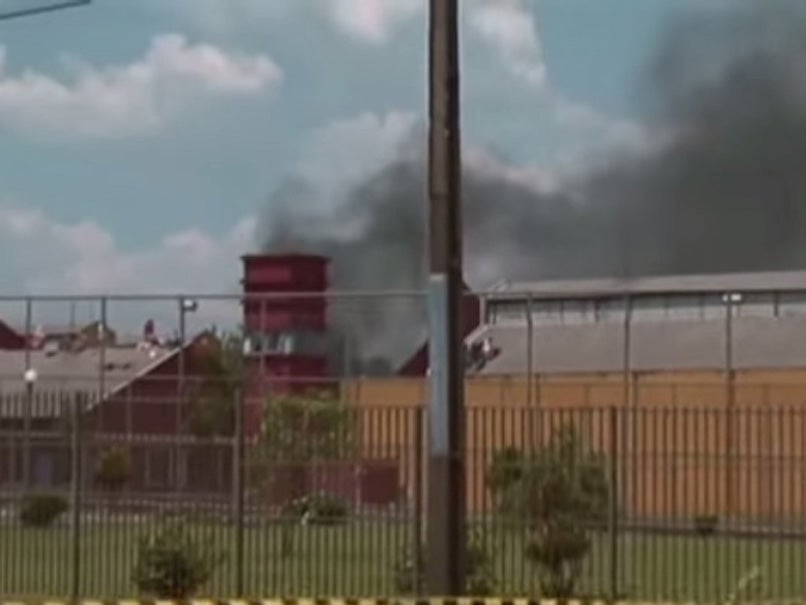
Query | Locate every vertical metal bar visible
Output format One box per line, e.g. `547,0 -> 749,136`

342,332 -> 351,380
260,298 -> 267,402
526,295 -> 534,404
608,405 -> 620,599
621,295 -> 633,525
233,387 -> 245,596
99,297 -> 108,397
426,0 -> 465,594
69,392 -> 82,600
526,295 -> 535,450
724,295 -> 735,517
23,297 -> 32,491
413,405 -> 424,594
177,297 -> 186,492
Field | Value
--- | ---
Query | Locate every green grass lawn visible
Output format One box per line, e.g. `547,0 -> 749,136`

1,519 -> 805,600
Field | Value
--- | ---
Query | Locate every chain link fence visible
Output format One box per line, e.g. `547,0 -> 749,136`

3,396 -> 806,600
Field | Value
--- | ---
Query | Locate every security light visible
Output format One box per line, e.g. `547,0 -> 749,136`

23,368 -> 38,384
181,298 -> 199,313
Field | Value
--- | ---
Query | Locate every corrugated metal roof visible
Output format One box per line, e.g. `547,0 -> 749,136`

472,315 -> 806,375
487,270 -> 806,299
0,345 -> 178,418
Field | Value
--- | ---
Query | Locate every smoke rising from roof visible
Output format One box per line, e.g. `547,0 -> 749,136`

259,1 -> 806,371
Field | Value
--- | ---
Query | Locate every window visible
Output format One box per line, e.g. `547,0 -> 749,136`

595,297 -> 626,323
735,293 -> 775,317
488,301 -> 525,323
702,294 -> 728,320
778,293 -> 806,316
631,296 -> 667,322
560,299 -> 595,324
531,301 -> 563,325
665,295 -> 703,320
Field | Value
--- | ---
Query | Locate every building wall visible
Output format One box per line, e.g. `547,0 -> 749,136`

342,370 -> 806,521
0,320 -> 26,350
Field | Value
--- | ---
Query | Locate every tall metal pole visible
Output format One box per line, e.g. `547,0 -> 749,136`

426,0 -> 465,595
23,297 -> 32,491
724,294 -> 735,516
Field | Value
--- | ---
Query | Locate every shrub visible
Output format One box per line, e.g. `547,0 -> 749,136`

132,519 -> 225,598
694,514 -> 719,537
525,519 -> 591,597
393,529 -> 495,595
95,447 -> 132,492
19,493 -> 68,528
487,425 -> 610,598
282,492 -> 349,526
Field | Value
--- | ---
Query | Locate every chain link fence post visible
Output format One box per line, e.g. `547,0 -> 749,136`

608,405 -> 620,600
69,391 -> 83,601
232,387 -> 245,597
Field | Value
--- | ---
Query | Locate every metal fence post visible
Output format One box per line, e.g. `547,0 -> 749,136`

69,391 -> 83,601
232,387 -> 245,596
22,297 -> 32,492
608,405 -> 620,600
413,405 -> 425,594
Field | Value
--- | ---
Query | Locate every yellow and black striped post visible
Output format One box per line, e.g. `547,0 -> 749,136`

3,599 -> 803,605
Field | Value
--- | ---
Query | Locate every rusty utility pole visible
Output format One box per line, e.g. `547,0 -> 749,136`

426,0 -> 465,595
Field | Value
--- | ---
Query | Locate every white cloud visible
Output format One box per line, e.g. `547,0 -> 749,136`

155,0 -> 419,42
0,34 -> 282,140
0,204 -> 251,293
470,0 -> 547,87
0,203 -> 255,329
326,0 -> 422,43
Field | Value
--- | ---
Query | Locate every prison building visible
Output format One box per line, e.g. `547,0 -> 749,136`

469,269 -> 806,380
370,270 -> 806,520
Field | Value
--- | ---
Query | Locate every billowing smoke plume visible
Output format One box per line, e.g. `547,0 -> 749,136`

260,1 -> 806,372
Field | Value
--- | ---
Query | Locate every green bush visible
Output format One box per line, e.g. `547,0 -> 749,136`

487,425 -> 610,598
19,493 -> 68,528
95,447 -> 132,492
393,529 -> 495,595
282,492 -> 350,526
694,514 -> 719,537
525,519 -> 591,597
132,519 -> 225,598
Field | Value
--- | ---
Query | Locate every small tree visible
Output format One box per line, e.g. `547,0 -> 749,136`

252,393 -> 357,557
95,446 -> 132,493
132,518 -> 225,598
487,425 -> 610,597
186,332 -> 244,438
256,393 -> 357,464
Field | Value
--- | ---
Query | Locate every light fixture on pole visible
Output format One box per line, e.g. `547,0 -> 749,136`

0,0 -> 90,21
24,368 -> 38,385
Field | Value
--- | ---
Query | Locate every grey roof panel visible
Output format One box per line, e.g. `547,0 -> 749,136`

473,316 -> 806,374
488,269 -> 806,299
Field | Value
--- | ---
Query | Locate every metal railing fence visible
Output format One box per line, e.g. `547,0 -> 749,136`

2,394 -> 806,600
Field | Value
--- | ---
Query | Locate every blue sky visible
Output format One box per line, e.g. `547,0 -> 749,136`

0,0 -> 731,314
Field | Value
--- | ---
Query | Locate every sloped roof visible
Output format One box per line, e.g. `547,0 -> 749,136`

0,345 -> 179,418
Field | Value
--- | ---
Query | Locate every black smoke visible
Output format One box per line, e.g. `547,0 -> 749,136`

259,1 -> 806,371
